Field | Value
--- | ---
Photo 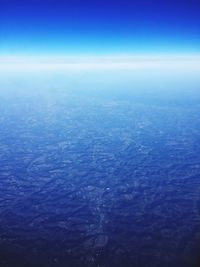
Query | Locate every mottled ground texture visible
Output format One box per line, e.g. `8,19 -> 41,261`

0,69 -> 200,267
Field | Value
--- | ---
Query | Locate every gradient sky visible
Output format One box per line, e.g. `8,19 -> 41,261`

0,0 -> 200,56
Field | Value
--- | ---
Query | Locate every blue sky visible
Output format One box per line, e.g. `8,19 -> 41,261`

0,0 -> 200,56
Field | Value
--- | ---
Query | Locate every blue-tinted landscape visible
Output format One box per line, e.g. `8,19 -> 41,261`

0,65 -> 200,267
1,0 -> 200,266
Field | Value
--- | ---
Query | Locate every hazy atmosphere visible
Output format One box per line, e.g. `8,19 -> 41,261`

0,1 -> 200,267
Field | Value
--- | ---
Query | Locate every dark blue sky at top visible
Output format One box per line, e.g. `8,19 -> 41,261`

0,0 -> 200,55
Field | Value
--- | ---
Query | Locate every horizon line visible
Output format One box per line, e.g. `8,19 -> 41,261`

1,54 -> 200,71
